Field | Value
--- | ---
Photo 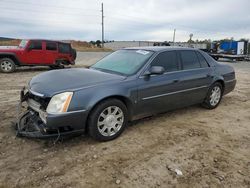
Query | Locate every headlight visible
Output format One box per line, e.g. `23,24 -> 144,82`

46,92 -> 73,114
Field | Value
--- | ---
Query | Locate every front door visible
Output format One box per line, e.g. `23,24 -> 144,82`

24,41 -> 44,64
135,50 -> 183,117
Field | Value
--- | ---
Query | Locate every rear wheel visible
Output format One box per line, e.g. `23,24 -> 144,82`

202,82 -> 223,109
0,58 -> 16,73
49,61 -> 65,69
88,99 -> 128,141
49,65 -> 65,69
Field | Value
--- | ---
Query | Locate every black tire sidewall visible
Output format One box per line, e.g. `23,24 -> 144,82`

88,99 -> 128,141
204,82 -> 223,109
0,58 -> 16,73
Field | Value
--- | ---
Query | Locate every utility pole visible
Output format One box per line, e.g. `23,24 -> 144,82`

173,29 -> 176,45
101,3 -> 104,48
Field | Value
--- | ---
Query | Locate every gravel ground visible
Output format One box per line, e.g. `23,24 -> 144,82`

0,54 -> 249,188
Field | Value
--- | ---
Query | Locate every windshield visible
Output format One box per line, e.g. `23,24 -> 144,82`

91,49 -> 154,75
19,40 -> 28,48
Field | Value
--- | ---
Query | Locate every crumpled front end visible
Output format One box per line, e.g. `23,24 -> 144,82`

15,87 -> 87,139
16,110 -> 58,138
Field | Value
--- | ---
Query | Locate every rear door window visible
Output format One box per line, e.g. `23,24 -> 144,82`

151,51 -> 179,72
46,42 -> 57,51
180,51 -> 201,70
58,43 -> 71,53
29,41 -> 42,50
196,51 -> 209,68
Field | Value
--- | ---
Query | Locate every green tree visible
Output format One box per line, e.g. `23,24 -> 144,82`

96,40 -> 101,47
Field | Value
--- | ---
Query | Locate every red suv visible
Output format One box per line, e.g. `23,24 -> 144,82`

0,39 -> 76,73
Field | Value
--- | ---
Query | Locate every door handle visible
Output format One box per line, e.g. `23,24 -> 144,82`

207,74 -> 214,78
173,79 -> 179,83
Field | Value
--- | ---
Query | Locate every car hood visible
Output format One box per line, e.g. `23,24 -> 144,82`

29,68 -> 126,97
0,46 -> 22,52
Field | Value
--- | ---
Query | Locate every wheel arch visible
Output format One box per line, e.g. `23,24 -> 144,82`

213,79 -> 225,93
86,95 -> 134,125
0,53 -> 20,65
92,95 -> 133,119
55,58 -> 70,65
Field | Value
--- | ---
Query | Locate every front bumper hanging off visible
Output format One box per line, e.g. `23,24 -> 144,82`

16,110 -> 60,138
15,87 -> 61,138
15,88 -> 86,139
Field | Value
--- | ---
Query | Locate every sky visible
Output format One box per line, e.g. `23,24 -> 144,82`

0,0 -> 250,42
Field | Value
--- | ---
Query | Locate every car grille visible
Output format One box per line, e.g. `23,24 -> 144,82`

28,92 -> 50,111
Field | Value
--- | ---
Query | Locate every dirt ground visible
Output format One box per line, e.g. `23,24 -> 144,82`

0,61 -> 250,188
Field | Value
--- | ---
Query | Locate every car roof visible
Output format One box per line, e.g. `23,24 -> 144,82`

124,46 -> 199,52
27,39 -> 70,44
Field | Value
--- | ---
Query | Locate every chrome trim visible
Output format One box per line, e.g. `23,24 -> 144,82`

29,89 -> 45,97
142,85 -> 208,100
47,109 -> 87,115
27,99 -> 47,124
27,99 -> 42,112
224,79 -> 236,83
27,98 -> 86,122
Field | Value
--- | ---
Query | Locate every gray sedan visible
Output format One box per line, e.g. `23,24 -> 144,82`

16,47 -> 236,141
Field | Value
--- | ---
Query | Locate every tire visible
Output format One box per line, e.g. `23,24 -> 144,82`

88,99 -> 128,141
0,58 -> 16,73
49,62 -> 65,69
202,82 -> 223,109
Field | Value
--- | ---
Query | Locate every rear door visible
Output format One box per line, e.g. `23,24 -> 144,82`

44,42 -> 58,64
176,50 -> 214,106
135,50 -> 184,117
23,41 -> 44,64
58,43 -> 71,61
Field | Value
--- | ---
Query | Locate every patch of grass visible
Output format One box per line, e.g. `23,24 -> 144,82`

0,39 -> 21,46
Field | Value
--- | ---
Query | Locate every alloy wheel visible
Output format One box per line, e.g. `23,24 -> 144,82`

210,86 -> 221,106
1,60 -> 13,71
97,106 -> 124,137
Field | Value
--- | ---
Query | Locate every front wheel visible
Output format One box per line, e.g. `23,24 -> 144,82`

202,82 -> 223,109
88,99 -> 128,141
0,58 -> 16,73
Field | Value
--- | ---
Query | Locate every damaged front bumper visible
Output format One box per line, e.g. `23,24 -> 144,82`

15,88 -> 87,139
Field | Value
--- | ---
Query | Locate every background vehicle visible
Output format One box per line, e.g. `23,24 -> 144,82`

0,39 -> 77,73
16,47 -> 236,141
208,40 -> 249,61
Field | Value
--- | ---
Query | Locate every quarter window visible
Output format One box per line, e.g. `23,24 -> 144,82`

58,43 -> 71,53
29,41 -> 42,50
180,51 -> 201,70
46,42 -> 57,51
196,52 -> 209,68
151,51 -> 178,72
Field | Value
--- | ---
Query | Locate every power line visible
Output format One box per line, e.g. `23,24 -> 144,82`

0,6 -> 100,17
1,0 -> 99,12
0,16 -> 100,27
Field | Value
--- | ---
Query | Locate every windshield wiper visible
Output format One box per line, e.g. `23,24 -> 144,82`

90,67 -> 126,76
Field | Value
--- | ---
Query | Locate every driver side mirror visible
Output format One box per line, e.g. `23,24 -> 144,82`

27,45 -> 33,51
144,66 -> 165,76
